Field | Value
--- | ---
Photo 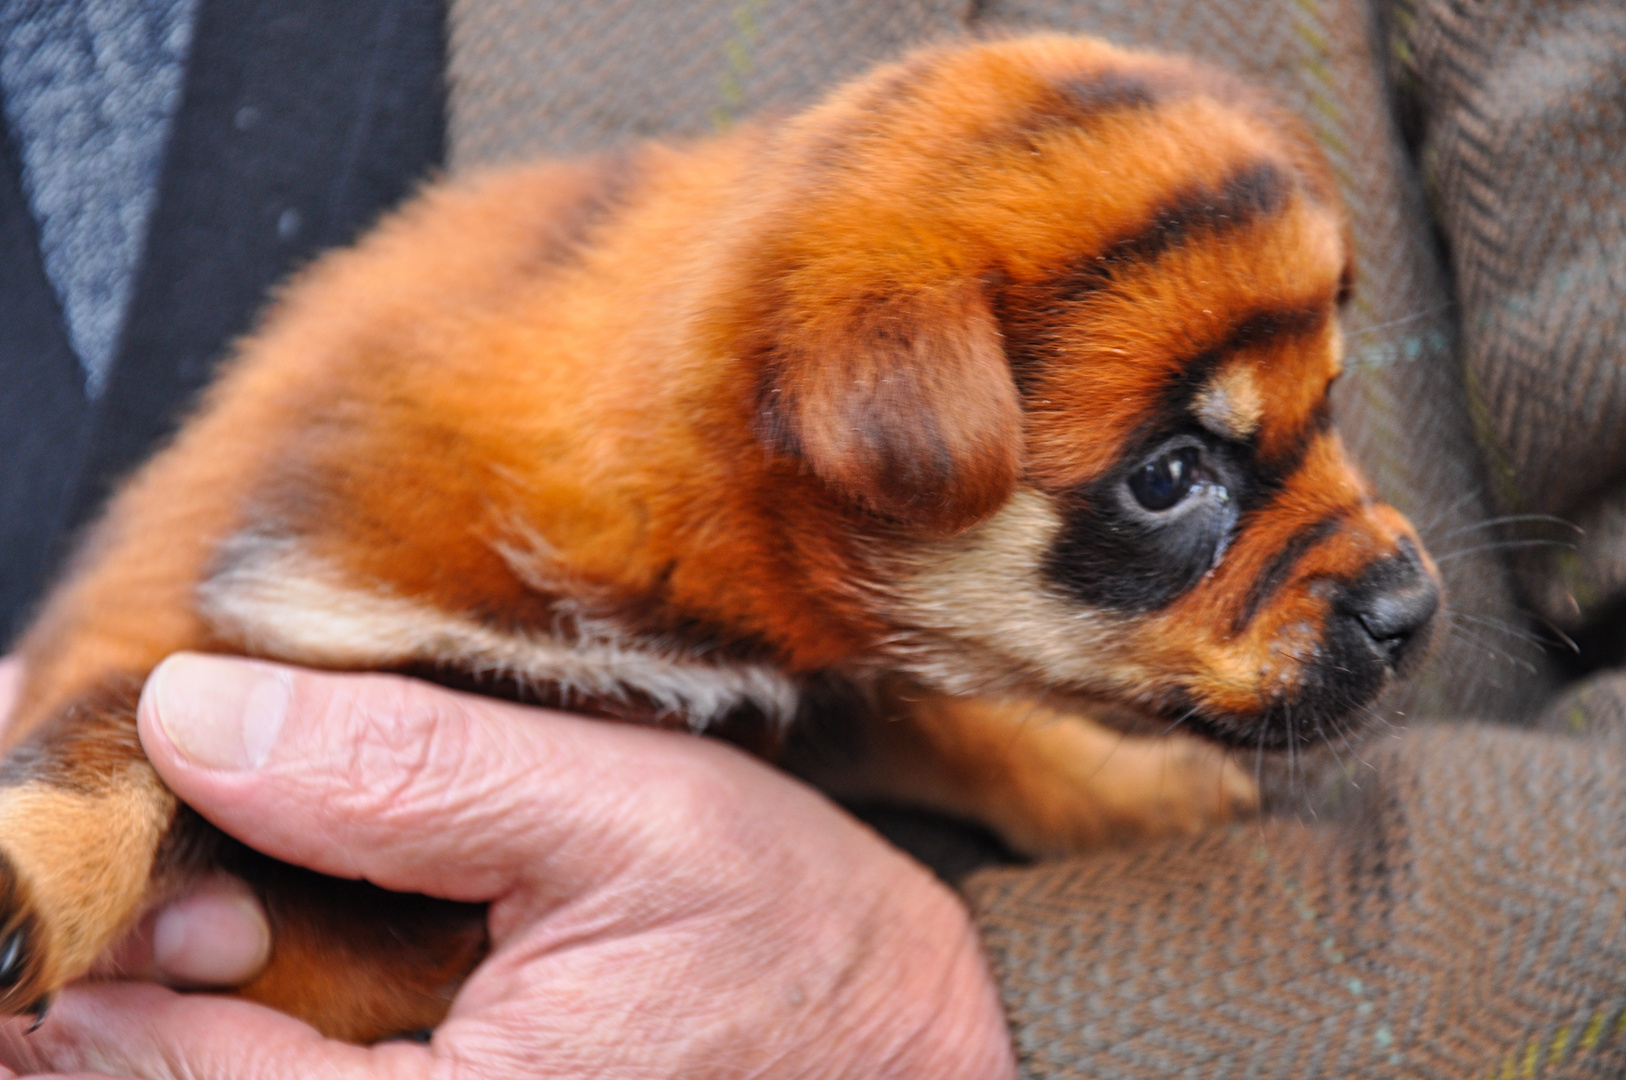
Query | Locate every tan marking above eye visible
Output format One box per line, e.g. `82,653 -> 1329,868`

1192,363 -> 1264,440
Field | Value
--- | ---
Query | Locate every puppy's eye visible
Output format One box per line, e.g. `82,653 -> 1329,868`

1129,447 -> 1199,511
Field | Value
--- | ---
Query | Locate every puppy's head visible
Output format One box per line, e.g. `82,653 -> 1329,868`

725,35 -> 1439,748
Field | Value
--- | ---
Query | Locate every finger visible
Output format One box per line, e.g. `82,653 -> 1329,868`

150,877 -> 272,988
0,656 -> 20,725
95,875 -> 271,989
0,983 -> 410,1080
135,653 -> 746,903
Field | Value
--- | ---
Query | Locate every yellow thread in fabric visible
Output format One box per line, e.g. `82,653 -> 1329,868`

1461,362 -> 1524,511
1578,1010 -> 1607,1054
1521,1038 -> 1539,1078
1291,1 -> 1347,156
1389,0 -> 1418,75
712,0 -> 765,129
1548,1023 -> 1572,1068
1564,701 -> 1588,735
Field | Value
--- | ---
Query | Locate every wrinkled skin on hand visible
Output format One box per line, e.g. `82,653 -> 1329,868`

0,654 -> 1016,1080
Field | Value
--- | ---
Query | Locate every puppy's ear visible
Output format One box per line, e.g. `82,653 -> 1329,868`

755,280 -> 1021,534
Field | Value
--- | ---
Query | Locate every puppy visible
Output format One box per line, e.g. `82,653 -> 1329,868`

2,34 -> 1439,1041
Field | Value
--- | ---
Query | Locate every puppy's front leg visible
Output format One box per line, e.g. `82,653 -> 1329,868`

0,677 -> 179,1017
809,687 -> 1259,858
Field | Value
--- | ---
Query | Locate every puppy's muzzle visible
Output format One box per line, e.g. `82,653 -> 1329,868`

1333,538 -> 1439,674
1192,533 -> 1442,751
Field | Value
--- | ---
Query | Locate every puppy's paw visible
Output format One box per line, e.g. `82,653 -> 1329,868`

847,691 -> 1262,861
1106,732 -> 1260,836
989,716 -> 1260,859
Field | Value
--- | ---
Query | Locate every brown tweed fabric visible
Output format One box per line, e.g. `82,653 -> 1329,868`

1538,670 -> 1626,743
965,724 -> 1626,1080
1389,0 -> 1626,641
447,0 -> 970,166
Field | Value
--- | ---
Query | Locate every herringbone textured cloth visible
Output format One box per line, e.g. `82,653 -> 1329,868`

966,724 -> 1626,1079
1539,669 -> 1626,743
1392,0 -> 1626,638
448,0 -> 970,166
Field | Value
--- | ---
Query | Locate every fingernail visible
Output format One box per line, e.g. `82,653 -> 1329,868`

151,890 -> 271,988
147,654 -> 289,770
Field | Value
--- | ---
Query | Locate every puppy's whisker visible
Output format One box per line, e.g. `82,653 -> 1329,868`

1083,719 -> 1133,785
1354,703 -> 1398,737
1315,714 -> 1349,783
1441,610 -> 1548,646
1334,721 -> 1374,776
1428,513 -> 1581,546
1253,716 -> 1270,824
1413,485 -> 1485,541
999,699 -> 1049,761
1537,619 -> 1582,655
1286,702 -> 1316,821
1157,706 -> 1200,739
1440,620 -> 1520,658
1439,623 -> 1540,674
1342,303 -> 1454,340
1432,539 -> 1578,563
1445,606 -> 1580,655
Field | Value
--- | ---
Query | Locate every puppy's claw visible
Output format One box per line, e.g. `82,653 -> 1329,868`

24,995 -> 49,1034
0,922 -> 50,1028
0,927 -> 26,988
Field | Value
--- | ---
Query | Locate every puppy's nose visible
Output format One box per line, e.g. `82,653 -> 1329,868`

1337,540 -> 1439,668
1354,584 -> 1439,661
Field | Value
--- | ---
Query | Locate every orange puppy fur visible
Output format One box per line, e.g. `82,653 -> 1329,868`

2,35 -> 1439,1040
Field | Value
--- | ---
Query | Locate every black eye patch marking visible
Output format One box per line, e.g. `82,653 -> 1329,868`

1230,512 -> 1344,635
1038,303 -> 1335,616
1045,434 -> 1242,614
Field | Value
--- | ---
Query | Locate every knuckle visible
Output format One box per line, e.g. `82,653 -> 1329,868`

637,748 -> 755,850
306,674 -> 483,827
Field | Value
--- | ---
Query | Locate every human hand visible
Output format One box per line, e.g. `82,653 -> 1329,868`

0,654 -> 1017,1079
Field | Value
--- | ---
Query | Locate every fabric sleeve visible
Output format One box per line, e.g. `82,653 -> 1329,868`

1390,0 -> 1626,660
963,722 -> 1626,1079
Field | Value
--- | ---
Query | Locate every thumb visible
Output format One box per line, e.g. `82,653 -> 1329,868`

136,653 -> 711,906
